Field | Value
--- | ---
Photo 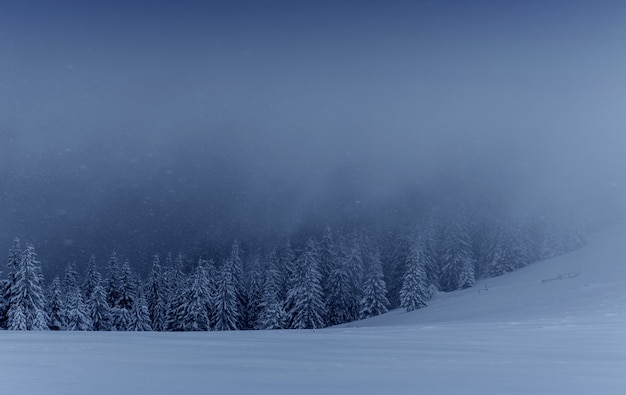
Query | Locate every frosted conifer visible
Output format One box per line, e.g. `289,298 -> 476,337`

212,261 -> 239,331
286,238 -> 326,329
8,244 -> 48,330
400,240 -> 428,312
145,254 -> 167,331
47,276 -> 66,330
359,250 -> 389,319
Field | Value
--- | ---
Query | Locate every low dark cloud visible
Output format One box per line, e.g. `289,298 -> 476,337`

1,1 -> 625,274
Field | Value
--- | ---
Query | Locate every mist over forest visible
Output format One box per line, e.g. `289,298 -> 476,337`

1,0 -> 625,279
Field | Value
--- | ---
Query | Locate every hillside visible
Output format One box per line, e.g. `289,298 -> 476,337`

0,223 -> 625,394
354,223 -> 626,328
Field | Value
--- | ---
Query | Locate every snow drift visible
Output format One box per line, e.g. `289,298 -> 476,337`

1,223 -> 625,395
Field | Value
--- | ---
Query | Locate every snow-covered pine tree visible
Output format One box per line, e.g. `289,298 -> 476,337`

440,221 -> 475,291
145,254 -> 167,331
105,251 -> 121,309
380,229 -> 410,308
65,285 -> 92,331
258,251 -> 287,330
278,240 -> 295,303
212,259 -> 239,331
286,238 -> 326,329
325,245 -> 351,326
117,260 -> 136,310
488,224 -> 516,277
64,261 -> 79,292
63,262 -> 92,331
46,276 -> 66,330
319,227 -> 337,298
88,283 -> 112,331
204,258 -> 218,322
467,218 -> 492,280
359,249 -> 389,319
128,292 -> 152,331
8,304 -> 27,330
258,300 -> 288,330
82,255 -> 100,302
344,234 -> 364,321
173,252 -> 184,273
8,244 -> 48,330
165,253 -> 187,331
6,238 -> 21,289
244,255 -> 264,329
0,279 -> 9,329
474,221 -> 495,278
2,238 -> 22,327
228,240 -> 246,328
421,221 -> 443,298
509,224 -> 531,270
399,240 -> 428,312
180,262 -> 212,331
112,260 -> 137,331
110,306 -> 131,331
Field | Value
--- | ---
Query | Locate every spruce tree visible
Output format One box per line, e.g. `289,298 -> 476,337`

440,221 -> 475,291
344,235 -> 364,321
88,283 -> 112,331
204,259 -> 218,322
319,227 -> 337,297
165,253 -> 186,331
212,260 -> 239,331
6,238 -> 21,289
0,279 -> 9,329
228,240 -> 246,328
82,255 -> 100,302
64,262 -> 79,294
258,251 -> 287,330
278,240 -> 295,303
381,230 -> 410,308
65,286 -> 92,331
2,238 -> 22,326
145,254 -> 167,331
489,226 -> 517,277
326,253 -> 351,326
46,276 -> 66,330
63,262 -> 92,331
117,260 -> 136,310
128,293 -> 152,331
112,260 -> 137,330
8,304 -> 27,330
111,306 -> 131,331
105,251 -> 121,309
421,222 -> 442,298
180,262 -> 211,331
8,244 -> 48,330
400,240 -> 428,312
286,238 -> 326,329
468,217 -> 492,280
244,255 -> 264,329
510,225 -> 531,269
359,250 -> 389,319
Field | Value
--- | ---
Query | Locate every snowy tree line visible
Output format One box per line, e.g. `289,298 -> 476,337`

0,215 -> 587,331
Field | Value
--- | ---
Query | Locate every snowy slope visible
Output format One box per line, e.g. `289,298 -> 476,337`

354,223 -> 626,328
1,224 -> 625,395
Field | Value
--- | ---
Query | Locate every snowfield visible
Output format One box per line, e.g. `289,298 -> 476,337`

1,225 -> 626,394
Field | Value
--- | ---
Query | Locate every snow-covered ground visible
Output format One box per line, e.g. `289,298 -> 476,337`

2,225 -> 626,394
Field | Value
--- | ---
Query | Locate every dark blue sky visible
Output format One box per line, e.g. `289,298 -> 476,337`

1,1 -> 625,270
